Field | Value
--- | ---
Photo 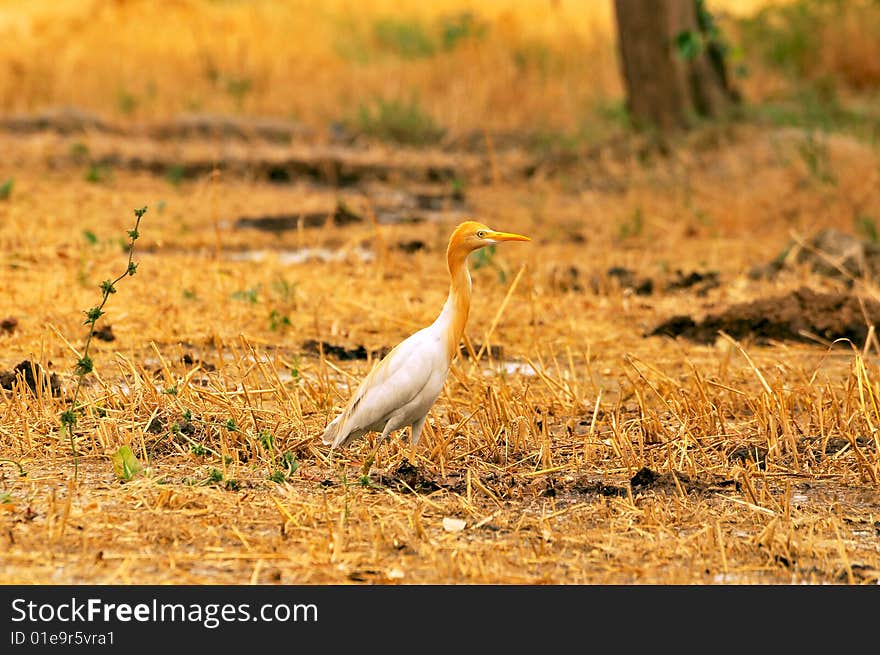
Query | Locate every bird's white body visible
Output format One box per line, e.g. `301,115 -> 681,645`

322,221 -> 528,450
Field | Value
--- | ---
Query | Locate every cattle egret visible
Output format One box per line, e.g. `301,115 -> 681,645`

322,221 -> 530,450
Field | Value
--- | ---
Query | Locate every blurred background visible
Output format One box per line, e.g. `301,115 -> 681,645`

0,0 -> 876,145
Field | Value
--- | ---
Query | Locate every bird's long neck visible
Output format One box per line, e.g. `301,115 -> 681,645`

434,243 -> 472,361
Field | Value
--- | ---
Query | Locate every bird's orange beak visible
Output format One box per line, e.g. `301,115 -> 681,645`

487,230 -> 531,242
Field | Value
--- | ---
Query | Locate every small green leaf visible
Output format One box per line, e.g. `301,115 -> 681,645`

260,431 -> 274,449
84,306 -> 104,324
674,30 -> 703,60
282,451 -> 298,474
0,177 -> 13,200
60,409 -> 78,428
74,356 -> 93,376
111,445 -> 143,482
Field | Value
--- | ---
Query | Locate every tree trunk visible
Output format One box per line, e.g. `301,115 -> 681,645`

613,0 -> 738,131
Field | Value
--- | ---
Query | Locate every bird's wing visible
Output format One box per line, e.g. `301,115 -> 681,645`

323,328 -> 443,447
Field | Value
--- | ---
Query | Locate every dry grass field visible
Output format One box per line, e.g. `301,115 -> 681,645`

0,0 -> 879,585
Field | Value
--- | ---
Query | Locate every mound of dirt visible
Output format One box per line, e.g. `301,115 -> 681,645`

751,228 -> 880,282
650,287 -> 880,345
629,466 -> 735,495
0,360 -> 62,396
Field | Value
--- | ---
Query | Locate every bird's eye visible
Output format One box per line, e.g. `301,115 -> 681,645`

477,230 -> 486,238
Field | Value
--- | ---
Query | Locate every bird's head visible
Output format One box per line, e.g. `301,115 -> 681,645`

449,220 -> 531,253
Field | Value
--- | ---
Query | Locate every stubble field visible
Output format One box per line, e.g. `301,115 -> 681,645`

0,0 -> 879,584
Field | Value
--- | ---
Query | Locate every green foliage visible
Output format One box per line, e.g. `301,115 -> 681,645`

512,42 -> 556,77
85,164 -> 111,184
373,19 -> 435,58
748,79 -> 875,136
0,458 -> 26,477
355,97 -> 444,145
675,30 -> 703,61
269,310 -> 291,331
281,451 -> 298,474
855,215 -> 879,243
111,445 -> 143,482
231,286 -> 260,303
166,165 -> 186,186
69,142 -> 89,162
471,244 -> 507,283
371,12 -> 486,59
618,207 -> 644,240
224,76 -> 252,104
738,0 -> 825,77
208,468 -> 223,483
0,177 -> 13,200
62,206 -> 147,477
271,277 -> 297,302
471,244 -> 497,270
204,62 -> 252,102
440,12 -> 486,50
190,443 -> 207,456
675,0 -> 732,64
259,430 -> 274,450
117,89 -> 137,115
797,131 -> 836,185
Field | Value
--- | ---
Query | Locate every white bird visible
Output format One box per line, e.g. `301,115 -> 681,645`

322,220 -> 530,450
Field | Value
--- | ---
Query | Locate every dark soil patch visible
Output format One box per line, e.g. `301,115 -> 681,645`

376,460 -> 441,493
0,317 -> 17,333
181,353 -> 216,372
666,270 -> 720,295
235,200 -> 364,232
301,339 -> 372,361
93,324 -> 115,342
0,360 -> 61,396
567,477 -> 628,497
397,239 -> 427,253
750,228 -> 880,282
606,266 -> 654,295
629,466 -> 736,495
302,339 -> 501,361
649,287 -> 880,345
0,107 -> 119,135
147,113 -> 311,143
728,445 -> 769,469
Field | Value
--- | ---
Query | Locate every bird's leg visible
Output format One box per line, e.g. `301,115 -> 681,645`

406,416 -> 427,462
410,415 -> 427,446
361,424 -> 395,478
